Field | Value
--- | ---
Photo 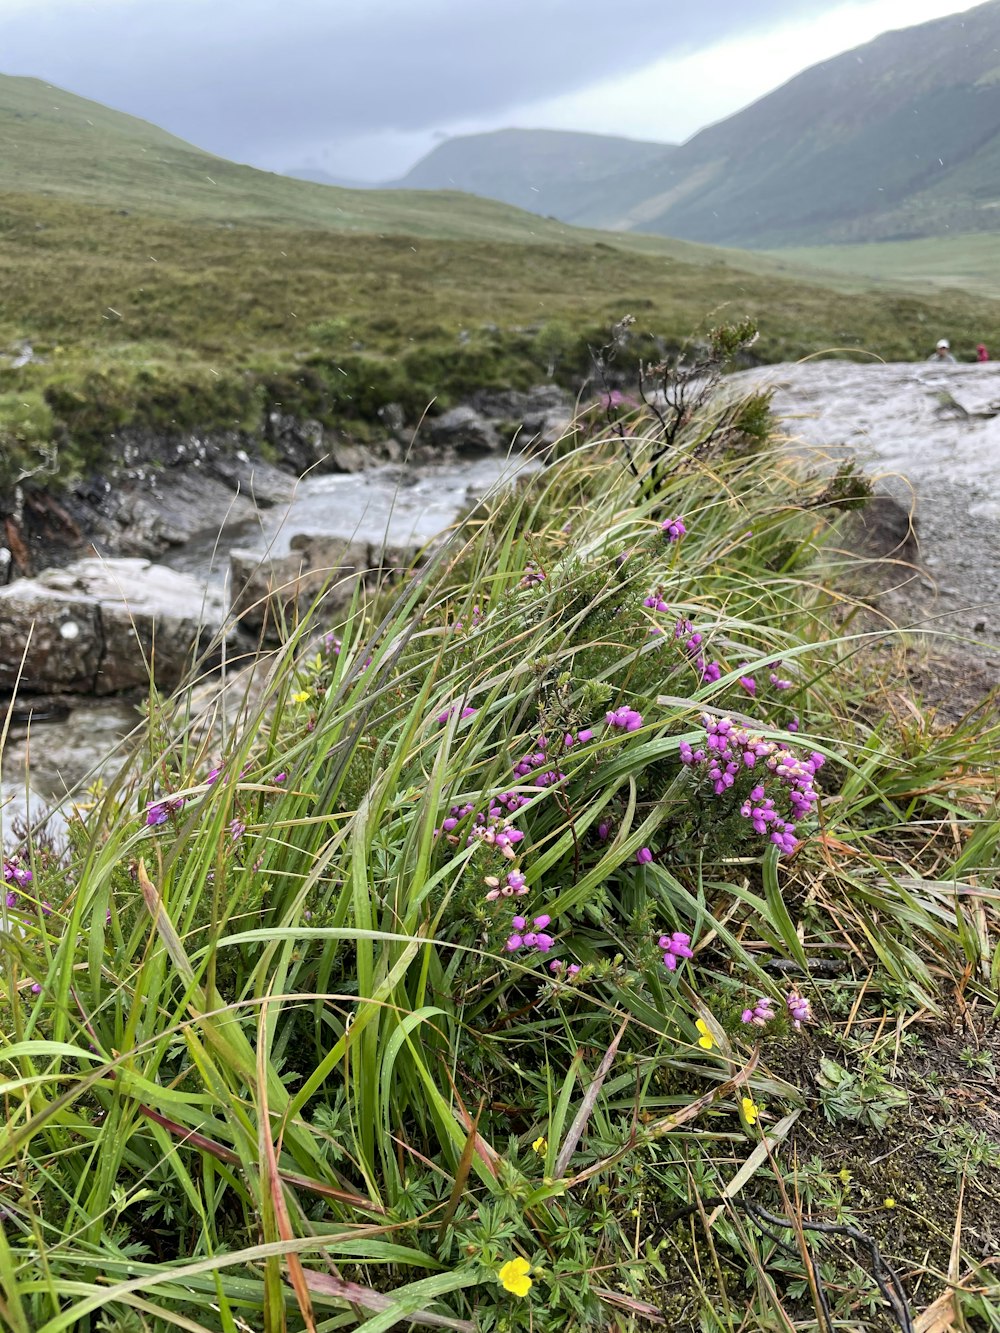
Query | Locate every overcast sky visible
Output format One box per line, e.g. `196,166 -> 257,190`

0,0 -> 982,179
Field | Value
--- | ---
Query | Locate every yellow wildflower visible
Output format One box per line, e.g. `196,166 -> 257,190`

532,1136 -> 547,1154
498,1256 -> 533,1297
695,1019 -> 715,1050
741,1096 -> 760,1126
884,1197 -> 896,1209
292,690 -> 311,704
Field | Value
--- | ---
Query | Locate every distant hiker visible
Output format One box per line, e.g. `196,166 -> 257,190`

929,338 -> 957,363
977,343 -> 990,362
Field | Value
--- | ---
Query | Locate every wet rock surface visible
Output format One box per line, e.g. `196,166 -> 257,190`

0,558 -> 227,695
5,387 -> 573,580
229,533 -> 422,640
737,361 -> 1000,655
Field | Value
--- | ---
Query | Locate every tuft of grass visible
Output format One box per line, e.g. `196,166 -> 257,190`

1,391 -> 998,1330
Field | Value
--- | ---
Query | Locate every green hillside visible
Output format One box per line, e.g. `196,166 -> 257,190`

387,1 -> 1000,250
390,127 -> 673,222
4,72 -> 1000,490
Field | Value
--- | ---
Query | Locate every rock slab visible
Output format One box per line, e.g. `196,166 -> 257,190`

230,534 -> 421,640
0,558 -> 228,695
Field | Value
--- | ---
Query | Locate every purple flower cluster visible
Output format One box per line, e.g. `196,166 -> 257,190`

436,704 -> 477,726
679,715 -> 824,855
454,603 -> 484,632
741,996 -> 776,1027
323,632 -> 341,655
549,959 -> 581,976
3,857 -> 32,889
519,564 -> 546,589
606,706 -> 643,732
787,990 -> 812,1028
644,593 -> 670,613
485,869 -> 528,901
659,931 -> 694,971
636,846 -> 654,865
146,798 -> 185,827
674,618 -> 721,684
506,912 -> 554,953
769,665 -> 792,691
662,517 -> 687,542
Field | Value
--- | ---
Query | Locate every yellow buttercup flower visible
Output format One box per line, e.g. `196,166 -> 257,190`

292,690 -> 311,704
884,1197 -> 896,1209
498,1256 -> 533,1297
695,1019 -> 715,1050
741,1095 -> 760,1126
532,1136 -> 547,1154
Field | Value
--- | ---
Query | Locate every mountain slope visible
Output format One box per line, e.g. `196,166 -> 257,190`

613,0 -> 1000,246
385,1 -> 1000,248
390,128 -> 674,221
0,75 -> 621,242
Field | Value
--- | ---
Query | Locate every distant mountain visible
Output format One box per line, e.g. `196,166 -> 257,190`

390,128 -> 674,221
603,0 -> 1000,246
387,1 -> 1000,249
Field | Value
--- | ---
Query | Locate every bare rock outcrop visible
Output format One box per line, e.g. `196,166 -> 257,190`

0,558 -> 228,695
229,533 -> 422,640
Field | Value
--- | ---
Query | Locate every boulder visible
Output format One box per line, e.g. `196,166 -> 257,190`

229,534 -> 421,640
0,558 -> 228,695
428,406 -> 500,455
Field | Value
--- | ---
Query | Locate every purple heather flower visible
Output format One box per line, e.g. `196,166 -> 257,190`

606,706 -> 643,732
769,669 -> 792,690
658,931 -> 694,971
739,673 -> 757,696
740,997 -> 776,1027
3,859 -> 32,889
550,959 -> 581,976
505,934 -> 524,952
145,803 -> 170,827
5,891 -> 18,909
274,772 -> 287,784
662,517 -> 687,542
229,819 -> 246,843
597,820 -> 611,841
206,767 -> 222,785
436,704 -> 477,726
786,990 -> 812,1029
636,846 -> 653,865
787,717 -> 800,733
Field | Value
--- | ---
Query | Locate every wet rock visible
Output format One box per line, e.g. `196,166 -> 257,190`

847,493 -> 919,563
229,534 -> 421,640
428,406 -> 500,455
267,413 -> 328,473
0,558 -> 228,695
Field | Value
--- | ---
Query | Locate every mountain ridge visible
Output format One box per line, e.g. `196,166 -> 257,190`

356,0 -> 1000,248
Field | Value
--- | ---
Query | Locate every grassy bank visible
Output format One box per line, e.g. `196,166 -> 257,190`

1,376 -> 998,1330
6,184 -> 1000,490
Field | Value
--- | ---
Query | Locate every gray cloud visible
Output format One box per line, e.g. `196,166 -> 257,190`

3,0 -> 828,170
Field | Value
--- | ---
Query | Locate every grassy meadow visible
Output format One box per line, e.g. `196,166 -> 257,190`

2,377 -> 999,1330
6,185 -> 1000,489
766,233 -> 1000,304
5,73 -> 1000,488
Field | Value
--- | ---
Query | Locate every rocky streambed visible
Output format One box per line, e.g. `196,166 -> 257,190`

1,389 -> 569,809
4,363 -> 1000,816
736,359 -> 1000,648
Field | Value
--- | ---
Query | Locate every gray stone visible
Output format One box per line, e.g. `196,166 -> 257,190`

428,406 -> 500,455
0,558 -> 228,695
229,534 -> 421,640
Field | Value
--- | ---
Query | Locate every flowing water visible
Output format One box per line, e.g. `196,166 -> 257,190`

9,362 -> 1000,820
3,452 -> 538,813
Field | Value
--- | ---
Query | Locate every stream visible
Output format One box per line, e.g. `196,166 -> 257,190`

2,452 -> 539,816
6,360 -> 1000,825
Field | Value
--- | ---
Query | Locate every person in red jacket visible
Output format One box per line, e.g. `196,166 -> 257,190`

977,343 -> 990,362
